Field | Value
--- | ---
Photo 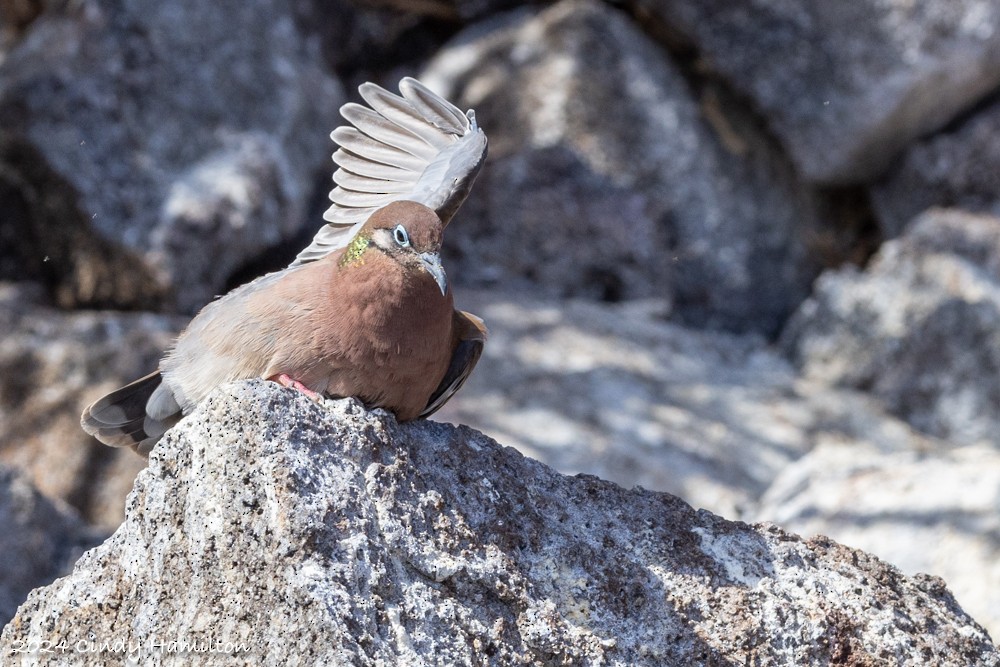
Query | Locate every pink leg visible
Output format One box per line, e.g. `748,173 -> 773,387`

269,373 -> 323,401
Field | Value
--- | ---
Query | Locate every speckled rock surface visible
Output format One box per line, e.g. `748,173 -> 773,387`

872,92 -> 1000,237
757,441 -> 1000,643
2,381 -> 996,665
437,289 -> 933,520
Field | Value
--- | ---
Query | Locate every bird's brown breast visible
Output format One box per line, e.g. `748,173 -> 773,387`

161,243 -> 456,421
268,249 -> 456,420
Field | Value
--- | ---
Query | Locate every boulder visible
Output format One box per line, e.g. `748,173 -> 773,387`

636,0 -> 1000,184
872,93 -> 1000,237
422,0 -> 826,336
0,282 -> 183,529
0,0 -> 342,312
758,441 -> 1000,641
1,381 -> 996,665
0,464 -> 102,628
781,208 -> 1000,445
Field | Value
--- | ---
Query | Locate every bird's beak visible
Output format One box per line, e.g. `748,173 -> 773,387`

419,252 -> 448,296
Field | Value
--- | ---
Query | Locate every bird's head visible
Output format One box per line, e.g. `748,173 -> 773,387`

347,200 -> 449,296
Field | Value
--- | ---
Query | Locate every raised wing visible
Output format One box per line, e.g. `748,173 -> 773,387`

291,77 -> 488,267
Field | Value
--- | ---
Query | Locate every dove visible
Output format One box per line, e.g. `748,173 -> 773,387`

82,77 -> 488,455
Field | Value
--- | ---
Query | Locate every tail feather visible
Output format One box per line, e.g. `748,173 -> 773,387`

81,371 -> 181,456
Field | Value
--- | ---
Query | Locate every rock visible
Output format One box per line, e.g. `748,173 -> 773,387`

292,0 -> 446,88
0,0 -> 42,56
341,0 -> 525,22
438,289 -> 934,520
0,133 -> 166,309
0,0 -> 342,312
781,208 -> 1000,445
637,0 -> 1000,184
872,93 -> 1000,237
2,380 -> 996,665
757,441 -> 1000,641
422,0 -> 827,336
0,282 -> 183,529
0,464 -> 102,628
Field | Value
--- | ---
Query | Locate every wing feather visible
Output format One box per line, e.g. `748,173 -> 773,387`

420,311 -> 488,418
291,77 -> 488,267
329,188 -> 401,209
333,169 -> 418,194
399,78 -> 469,132
332,147 -> 422,181
339,103 -> 439,160
359,83 -> 453,149
331,128 -> 429,172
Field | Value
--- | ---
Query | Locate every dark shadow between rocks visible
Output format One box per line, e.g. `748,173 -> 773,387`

0,133 -> 169,311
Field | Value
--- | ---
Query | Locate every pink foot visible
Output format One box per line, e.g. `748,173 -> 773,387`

270,373 -> 323,402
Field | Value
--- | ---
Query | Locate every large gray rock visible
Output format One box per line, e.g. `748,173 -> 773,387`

0,464 -> 102,628
422,0 -> 826,336
872,94 -> 1000,237
0,282 -> 182,529
638,0 -> 1000,184
438,289 -> 934,520
757,441 -> 1000,642
781,208 -> 1000,445
2,381 -> 996,665
0,0 -> 342,312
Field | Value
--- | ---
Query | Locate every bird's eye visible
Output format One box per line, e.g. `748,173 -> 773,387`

393,225 -> 410,247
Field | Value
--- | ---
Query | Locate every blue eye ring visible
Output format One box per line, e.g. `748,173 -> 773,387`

393,224 -> 410,247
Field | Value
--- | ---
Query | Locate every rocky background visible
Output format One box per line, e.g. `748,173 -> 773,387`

0,0 -> 999,654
